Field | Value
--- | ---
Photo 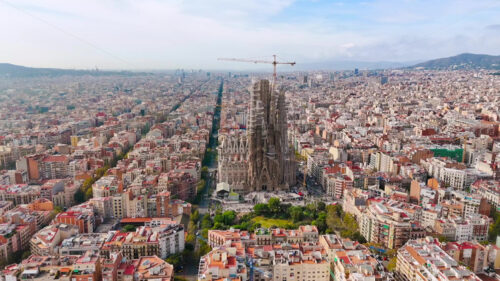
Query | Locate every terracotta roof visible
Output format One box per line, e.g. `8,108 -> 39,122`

42,155 -> 68,162
121,217 -> 152,224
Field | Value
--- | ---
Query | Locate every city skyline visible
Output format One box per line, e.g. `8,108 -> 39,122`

0,0 -> 499,69
0,1 -> 499,280
0,62 -> 498,280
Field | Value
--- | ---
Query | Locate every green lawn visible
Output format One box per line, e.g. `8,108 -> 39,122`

252,216 -> 293,228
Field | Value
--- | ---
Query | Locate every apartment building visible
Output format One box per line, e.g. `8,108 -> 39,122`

59,233 -> 108,256
272,245 -> 329,281
441,241 -> 488,274
135,255 -> 174,281
326,175 -> 353,199
101,224 -> 184,260
41,155 -> 69,179
471,179 -> 500,210
93,175 -> 120,198
198,247 -> 248,281
72,251 -> 102,281
0,184 -> 40,206
319,234 -> 386,281
53,203 -> 96,233
396,237 -> 481,281
360,202 -> 425,249
40,179 -> 65,201
30,223 -> 79,256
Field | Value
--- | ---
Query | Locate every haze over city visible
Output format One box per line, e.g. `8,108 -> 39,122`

1,0 -> 500,69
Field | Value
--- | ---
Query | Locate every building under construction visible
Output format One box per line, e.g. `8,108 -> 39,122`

217,79 -> 296,193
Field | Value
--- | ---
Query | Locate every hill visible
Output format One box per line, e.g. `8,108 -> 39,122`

411,53 -> 500,70
296,60 -> 418,71
0,63 -> 142,78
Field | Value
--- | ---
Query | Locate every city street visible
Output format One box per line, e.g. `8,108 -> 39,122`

184,80 -> 223,280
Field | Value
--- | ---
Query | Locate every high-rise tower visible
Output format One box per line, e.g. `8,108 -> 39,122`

247,80 -> 295,191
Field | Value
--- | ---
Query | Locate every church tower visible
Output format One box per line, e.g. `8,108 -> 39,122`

247,80 -> 295,192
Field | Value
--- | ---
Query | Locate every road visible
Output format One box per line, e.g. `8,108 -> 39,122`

182,80 -> 223,281
198,80 -> 223,214
295,168 -> 326,200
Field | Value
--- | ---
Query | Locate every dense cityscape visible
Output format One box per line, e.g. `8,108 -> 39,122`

0,67 -> 497,281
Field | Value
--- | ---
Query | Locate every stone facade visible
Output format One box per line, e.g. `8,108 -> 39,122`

217,134 -> 248,192
218,80 -> 295,193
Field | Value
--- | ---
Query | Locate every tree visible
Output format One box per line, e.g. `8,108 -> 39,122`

317,202 -> 326,211
201,228 -> 209,239
488,211 -> 500,242
21,250 -> 31,260
438,235 -> 450,243
165,253 -> 183,267
197,241 -> 211,257
326,205 -> 343,232
74,188 -> 85,203
313,212 -> 327,233
83,177 -> 94,188
268,197 -> 281,215
95,167 -> 108,178
196,180 -> 206,193
213,213 -> 224,224
240,213 -> 254,223
213,222 -> 225,230
186,234 -> 196,244
387,257 -> 397,272
325,204 -> 365,241
385,249 -> 397,258
343,213 -> 358,231
254,203 -> 270,216
187,220 -> 196,236
191,209 -> 200,223
53,205 -> 64,214
222,210 -> 237,226
201,214 -> 213,229
306,203 -> 317,218
351,232 -> 367,243
290,206 -> 303,223
333,204 -> 344,217
84,187 -> 93,200
122,224 -> 136,232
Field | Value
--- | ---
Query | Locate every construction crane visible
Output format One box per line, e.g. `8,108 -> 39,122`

218,55 -> 296,88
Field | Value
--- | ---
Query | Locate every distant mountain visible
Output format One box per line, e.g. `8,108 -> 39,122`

295,60 -> 419,71
0,63 -> 143,78
411,53 -> 500,70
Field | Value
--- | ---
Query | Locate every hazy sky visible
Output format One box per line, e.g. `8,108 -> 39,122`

1,0 -> 499,70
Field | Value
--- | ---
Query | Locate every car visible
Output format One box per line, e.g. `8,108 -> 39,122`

175,266 -> 184,273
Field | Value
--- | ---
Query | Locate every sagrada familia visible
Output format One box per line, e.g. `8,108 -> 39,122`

217,79 -> 296,193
